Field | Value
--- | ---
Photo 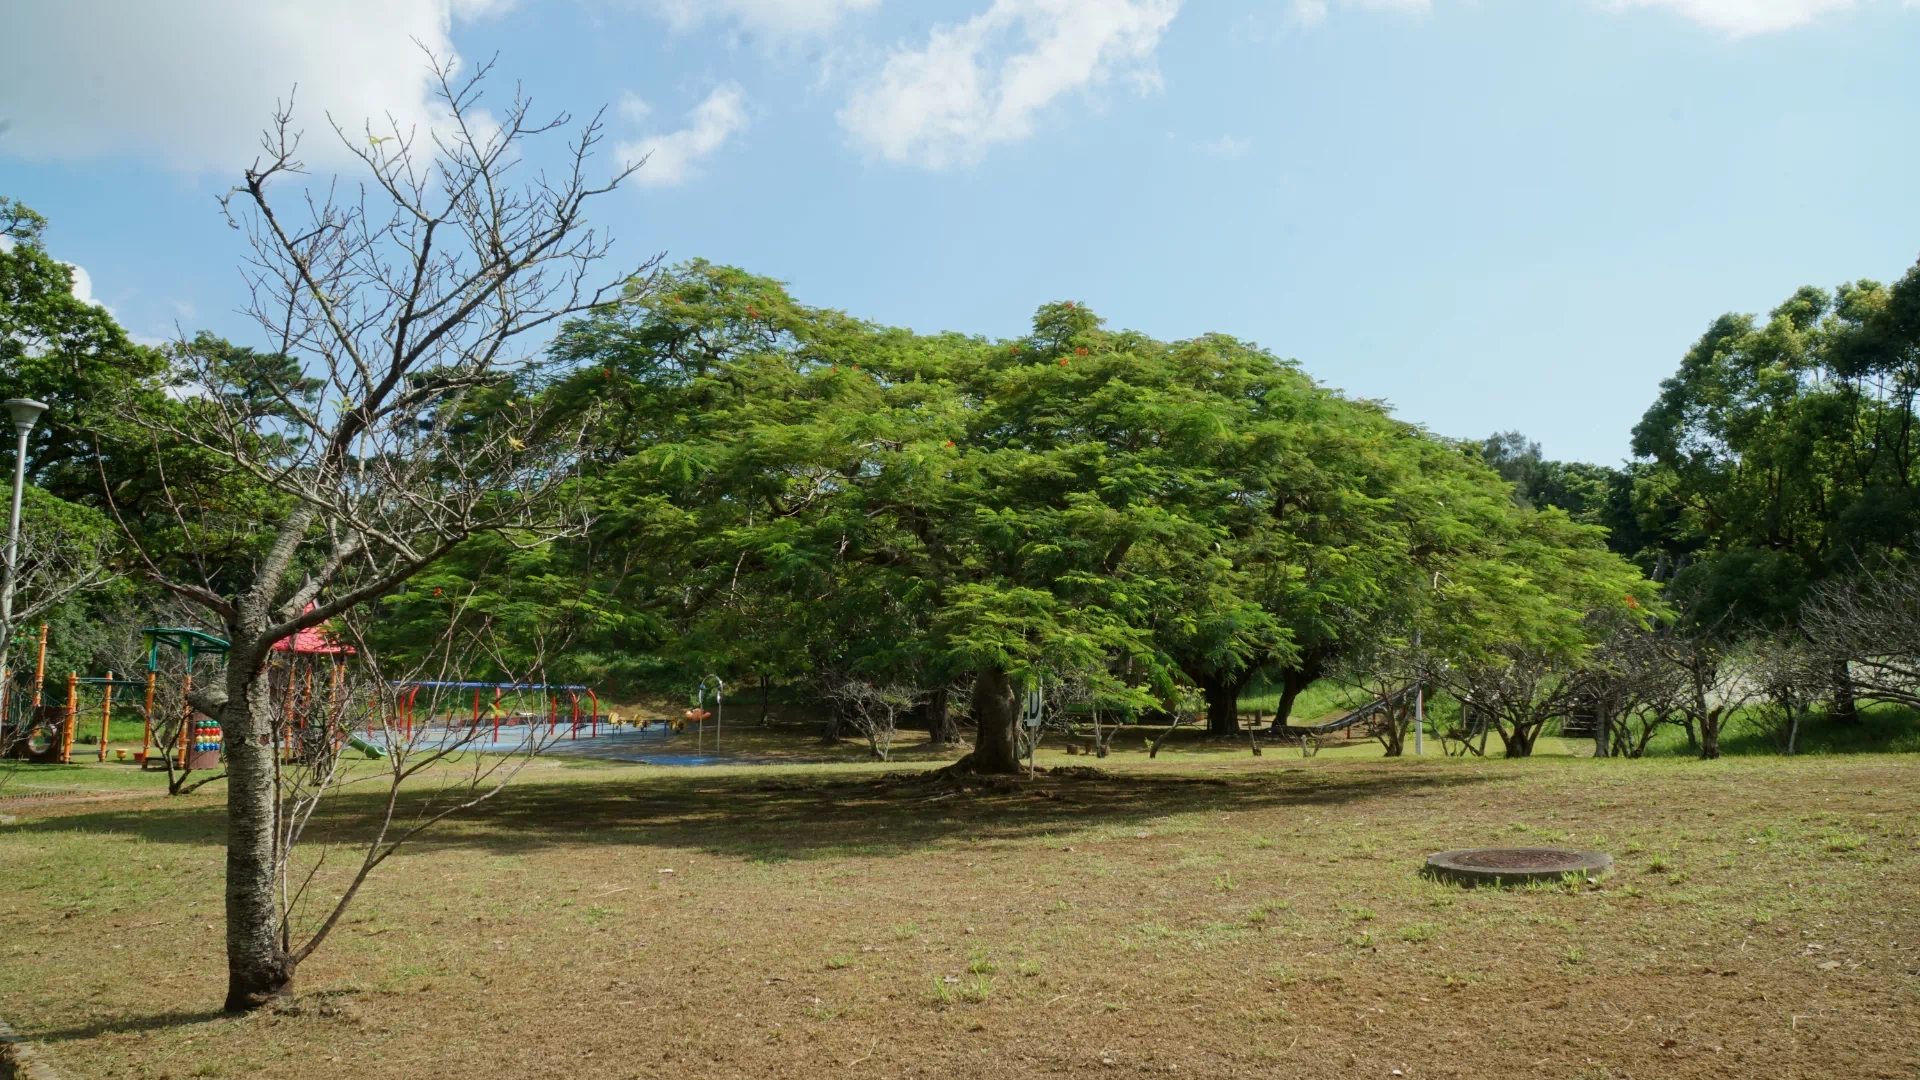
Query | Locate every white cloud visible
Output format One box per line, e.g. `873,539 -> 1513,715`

1291,0 -> 1905,34
1603,0 -> 1862,34
618,86 -> 752,188
1291,0 -> 1429,26
840,0 -> 1180,170
63,264 -> 99,308
0,0 -> 500,172
619,93 -> 655,123
1200,135 -> 1253,158
643,0 -> 884,36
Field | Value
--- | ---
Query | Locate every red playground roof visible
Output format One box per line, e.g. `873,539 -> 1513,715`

272,609 -> 354,655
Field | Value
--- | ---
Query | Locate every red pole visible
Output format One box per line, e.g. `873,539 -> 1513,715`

588,689 -> 599,737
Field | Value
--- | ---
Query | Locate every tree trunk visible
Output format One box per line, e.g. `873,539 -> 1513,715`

1828,661 -> 1858,724
1199,672 -> 1247,739
223,658 -> 293,1012
925,688 -> 958,746
1699,707 -> 1722,760
1502,721 -> 1538,758
968,667 -> 1021,775
1265,662 -> 1322,732
1378,702 -> 1407,757
759,675 -> 769,726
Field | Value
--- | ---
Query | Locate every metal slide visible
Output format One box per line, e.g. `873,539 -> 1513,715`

1304,685 -> 1419,736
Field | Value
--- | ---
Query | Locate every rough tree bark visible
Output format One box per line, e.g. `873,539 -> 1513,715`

925,687 -> 958,746
1195,671 -> 1250,739
1265,653 -> 1329,732
126,57 -> 647,1015
968,667 -> 1021,774
220,664 -> 287,1009
1828,660 -> 1858,724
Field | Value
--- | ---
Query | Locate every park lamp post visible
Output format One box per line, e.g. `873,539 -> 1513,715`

0,398 -> 48,632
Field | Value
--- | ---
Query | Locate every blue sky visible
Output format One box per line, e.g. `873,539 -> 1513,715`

4,0 -> 1918,463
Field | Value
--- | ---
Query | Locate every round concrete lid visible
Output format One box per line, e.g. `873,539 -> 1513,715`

1425,847 -> 1613,886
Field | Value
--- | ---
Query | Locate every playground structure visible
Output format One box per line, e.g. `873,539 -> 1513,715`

382,680 -> 602,750
268,616 -> 352,765
0,624 -> 222,768
138,627 -> 229,771
0,619 -> 616,767
0,623 -> 52,762
682,675 -> 723,751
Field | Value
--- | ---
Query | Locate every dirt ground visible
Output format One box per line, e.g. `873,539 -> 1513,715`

1,745 -> 1916,1079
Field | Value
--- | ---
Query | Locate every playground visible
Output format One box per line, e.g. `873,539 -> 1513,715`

2,740 -> 1917,1079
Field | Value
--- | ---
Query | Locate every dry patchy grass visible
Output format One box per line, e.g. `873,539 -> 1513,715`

2,747 -> 1917,1079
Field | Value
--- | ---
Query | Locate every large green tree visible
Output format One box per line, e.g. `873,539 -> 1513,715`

1632,257 -> 1920,645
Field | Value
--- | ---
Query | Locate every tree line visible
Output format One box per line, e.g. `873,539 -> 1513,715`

10,201 -> 1920,774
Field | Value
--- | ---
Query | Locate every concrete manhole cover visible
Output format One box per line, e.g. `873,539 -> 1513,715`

1424,847 -> 1612,886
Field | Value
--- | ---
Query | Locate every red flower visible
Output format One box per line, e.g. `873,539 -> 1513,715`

433,587 -> 443,597
1009,345 -> 1020,354
748,305 -> 760,317
944,440 -> 955,448
1065,301 -> 1075,309
1075,347 -> 1088,355
1625,595 -> 1639,610
1059,358 -> 1068,366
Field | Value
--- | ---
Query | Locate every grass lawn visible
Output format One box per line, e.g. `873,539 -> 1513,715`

2,736 -> 1917,1079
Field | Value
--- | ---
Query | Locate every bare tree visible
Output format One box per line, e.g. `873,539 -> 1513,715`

1653,625 -> 1754,761
1438,646 -> 1585,758
1330,632 -> 1426,757
1582,621 -> 1687,758
1743,632 -> 1824,754
122,55 -> 654,1011
824,675 -> 918,761
0,501 -> 115,762
264,596 -> 571,975
1800,556 -> 1920,713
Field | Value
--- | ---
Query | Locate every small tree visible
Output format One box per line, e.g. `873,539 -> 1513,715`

1583,619 -> 1688,758
1652,614 -> 1753,761
1799,556 -> 1920,714
125,55 -> 652,1011
263,598 -> 570,972
823,675 -> 918,761
1442,646 -> 1586,758
0,489 -> 114,769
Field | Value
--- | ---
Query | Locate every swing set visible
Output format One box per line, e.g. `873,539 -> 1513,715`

389,681 -> 601,746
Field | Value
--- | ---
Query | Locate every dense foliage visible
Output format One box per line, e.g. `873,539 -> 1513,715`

10,189 -> 1918,765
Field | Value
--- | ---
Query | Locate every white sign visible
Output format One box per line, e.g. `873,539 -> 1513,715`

1021,687 -> 1045,729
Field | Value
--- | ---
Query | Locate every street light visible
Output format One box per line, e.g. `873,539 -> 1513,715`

1,398 -> 49,630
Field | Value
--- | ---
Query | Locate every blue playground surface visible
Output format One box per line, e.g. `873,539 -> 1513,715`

358,724 -> 738,766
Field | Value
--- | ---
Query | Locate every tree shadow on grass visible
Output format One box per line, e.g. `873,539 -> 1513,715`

21,1009 -> 229,1044
10,762 -> 1500,864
